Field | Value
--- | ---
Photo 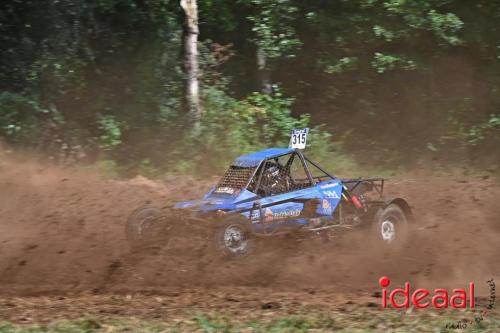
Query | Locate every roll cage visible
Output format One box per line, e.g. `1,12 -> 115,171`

247,150 -> 327,195
215,148 -> 385,200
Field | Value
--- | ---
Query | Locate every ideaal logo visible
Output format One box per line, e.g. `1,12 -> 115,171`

378,277 -> 496,330
379,276 -> 475,309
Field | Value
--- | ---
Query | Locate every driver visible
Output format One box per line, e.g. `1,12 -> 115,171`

259,160 -> 288,196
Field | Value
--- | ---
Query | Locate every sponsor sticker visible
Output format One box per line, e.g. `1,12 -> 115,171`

322,199 -> 332,213
264,208 -> 301,222
214,186 -> 235,194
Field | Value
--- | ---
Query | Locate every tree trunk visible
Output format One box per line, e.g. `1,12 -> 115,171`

181,0 -> 201,118
257,47 -> 272,94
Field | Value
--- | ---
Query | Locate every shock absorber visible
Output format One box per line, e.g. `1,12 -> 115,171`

351,195 -> 364,209
342,184 -> 365,211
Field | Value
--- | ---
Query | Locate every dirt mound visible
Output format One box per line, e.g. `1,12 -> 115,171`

0,155 -> 499,296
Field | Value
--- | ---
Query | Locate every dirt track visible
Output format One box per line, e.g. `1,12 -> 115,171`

0,156 -> 499,324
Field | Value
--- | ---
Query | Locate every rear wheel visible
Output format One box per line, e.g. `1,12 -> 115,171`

214,219 -> 255,258
372,204 -> 408,246
126,206 -> 164,248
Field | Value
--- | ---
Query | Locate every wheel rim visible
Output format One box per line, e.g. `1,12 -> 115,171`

137,215 -> 156,236
223,225 -> 248,254
131,209 -> 160,239
380,219 -> 396,243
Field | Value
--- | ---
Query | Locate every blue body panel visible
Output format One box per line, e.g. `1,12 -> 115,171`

174,148 -> 344,233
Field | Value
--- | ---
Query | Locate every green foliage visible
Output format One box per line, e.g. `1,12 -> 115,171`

247,0 -> 302,60
169,86 -> 325,174
0,92 -> 50,143
2,308 -> 500,333
373,25 -> 400,42
468,114 -> 500,145
194,314 -> 234,332
325,57 -> 359,74
266,317 -> 311,332
0,0 -> 499,175
96,115 -> 123,151
427,10 -> 464,46
376,1 -> 465,46
378,0 -> 464,45
371,53 -> 417,73
317,0 -> 464,75
149,85 -> 360,177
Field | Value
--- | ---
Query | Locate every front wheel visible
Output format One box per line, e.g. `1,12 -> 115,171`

214,219 -> 255,258
372,204 -> 408,246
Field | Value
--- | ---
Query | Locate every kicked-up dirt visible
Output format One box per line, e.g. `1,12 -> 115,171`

0,154 -> 499,330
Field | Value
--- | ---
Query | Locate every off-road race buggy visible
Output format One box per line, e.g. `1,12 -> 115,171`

126,129 -> 412,258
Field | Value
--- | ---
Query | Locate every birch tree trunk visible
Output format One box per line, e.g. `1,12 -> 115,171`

180,0 -> 201,118
257,47 -> 272,94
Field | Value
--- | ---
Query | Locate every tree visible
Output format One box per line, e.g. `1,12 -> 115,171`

247,0 -> 301,93
181,0 -> 202,118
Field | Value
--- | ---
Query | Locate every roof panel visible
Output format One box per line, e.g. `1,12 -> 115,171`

232,148 -> 294,167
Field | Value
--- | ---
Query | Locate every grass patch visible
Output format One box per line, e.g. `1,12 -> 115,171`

1,311 -> 500,332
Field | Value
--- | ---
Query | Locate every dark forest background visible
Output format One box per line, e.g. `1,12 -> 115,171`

1,0 -> 499,176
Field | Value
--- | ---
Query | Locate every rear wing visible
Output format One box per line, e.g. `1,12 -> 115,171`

341,178 -> 385,197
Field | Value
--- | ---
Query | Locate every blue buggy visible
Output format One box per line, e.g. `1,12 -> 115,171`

126,131 -> 411,257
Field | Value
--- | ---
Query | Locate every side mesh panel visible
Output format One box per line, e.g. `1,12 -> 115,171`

216,166 -> 255,190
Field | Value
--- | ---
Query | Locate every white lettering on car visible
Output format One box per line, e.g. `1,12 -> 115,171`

214,187 -> 235,194
320,183 -> 338,189
323,190 -> 340,199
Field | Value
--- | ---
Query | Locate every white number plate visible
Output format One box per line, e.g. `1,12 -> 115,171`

289,128 -> 309,149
